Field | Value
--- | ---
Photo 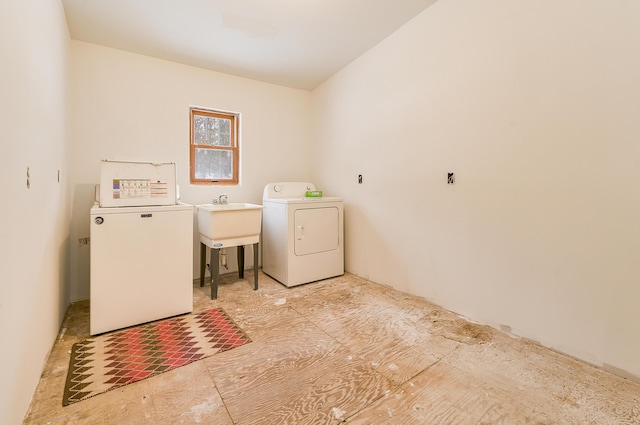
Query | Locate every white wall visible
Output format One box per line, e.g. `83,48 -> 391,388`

311,0 -> 640,379
68,41 -> 312,300
0,1 -> 71,423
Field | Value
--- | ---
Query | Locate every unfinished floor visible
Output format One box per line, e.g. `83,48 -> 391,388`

24,272 -> 640,424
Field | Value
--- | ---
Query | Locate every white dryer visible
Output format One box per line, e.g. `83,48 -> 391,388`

262,182 -> 344,287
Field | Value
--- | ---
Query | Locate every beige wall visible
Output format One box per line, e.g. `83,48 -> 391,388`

68,41 -> 313,301
311,0 -> 640,379
0,1 -> 71,423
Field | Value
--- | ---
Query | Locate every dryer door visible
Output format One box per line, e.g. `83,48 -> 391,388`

294,207 -> 340,256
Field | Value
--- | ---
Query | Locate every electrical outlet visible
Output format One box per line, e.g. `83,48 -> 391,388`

447,173 -> 455,184
358,174 -> 363,184
78,237 -> 90,246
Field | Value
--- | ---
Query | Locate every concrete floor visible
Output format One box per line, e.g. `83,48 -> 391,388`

24,272 -> 640,424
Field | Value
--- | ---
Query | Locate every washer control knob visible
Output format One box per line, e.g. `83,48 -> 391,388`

95,217 -> 104,225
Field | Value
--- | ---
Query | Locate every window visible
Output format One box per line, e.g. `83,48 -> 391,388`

190,107 -> 239,185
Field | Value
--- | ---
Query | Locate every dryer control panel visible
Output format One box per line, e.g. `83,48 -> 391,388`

263,182 -> 315,199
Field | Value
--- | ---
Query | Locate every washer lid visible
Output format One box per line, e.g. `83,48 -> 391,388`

90,202 -> 193,215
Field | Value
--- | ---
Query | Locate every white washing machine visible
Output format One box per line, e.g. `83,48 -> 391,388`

90,160 -> 193,335
262,182 -> 344,287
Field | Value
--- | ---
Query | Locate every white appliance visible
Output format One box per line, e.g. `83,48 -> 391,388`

90,160 -> 193,335
262,182 -> 344,287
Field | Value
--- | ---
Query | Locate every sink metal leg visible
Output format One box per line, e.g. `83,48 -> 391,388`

199,243 -> 206,287
203,243 -> 257,299
211,248 -> 219,299
237,245 -> 245,279
253,242 -> 259,290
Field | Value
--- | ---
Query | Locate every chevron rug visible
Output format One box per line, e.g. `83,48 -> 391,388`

63,308 -> 250,406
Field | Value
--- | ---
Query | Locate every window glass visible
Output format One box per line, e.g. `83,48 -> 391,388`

193,115 -> 231,147
190,108 -> 239,184
194,148 -> 233,180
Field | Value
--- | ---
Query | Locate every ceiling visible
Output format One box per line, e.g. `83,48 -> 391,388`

62,0 -> 439,91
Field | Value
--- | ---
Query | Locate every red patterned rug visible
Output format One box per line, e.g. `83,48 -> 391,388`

63,308 -> 250,406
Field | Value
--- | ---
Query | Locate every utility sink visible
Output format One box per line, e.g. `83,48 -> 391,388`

196,203 -> 264,247
197,202 -> 264,300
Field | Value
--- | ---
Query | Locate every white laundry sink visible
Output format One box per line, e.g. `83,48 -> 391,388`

196,203 -> 264,246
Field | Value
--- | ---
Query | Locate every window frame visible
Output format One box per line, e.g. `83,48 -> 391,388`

189,107 -> 240,185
